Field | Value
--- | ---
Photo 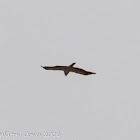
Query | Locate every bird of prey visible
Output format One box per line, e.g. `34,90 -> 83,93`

41,62 -> 96,76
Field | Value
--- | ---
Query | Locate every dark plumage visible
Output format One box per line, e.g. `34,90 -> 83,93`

41,62 -> 96,76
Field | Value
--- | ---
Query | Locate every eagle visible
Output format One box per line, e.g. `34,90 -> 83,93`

41,62 -> 96,76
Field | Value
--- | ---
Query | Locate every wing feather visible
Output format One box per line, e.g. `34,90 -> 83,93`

70,67 -> 96,75
41,66 -> 67,71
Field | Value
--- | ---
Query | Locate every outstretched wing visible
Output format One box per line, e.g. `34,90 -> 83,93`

41,66 -> 67,71
70,67 -> 96,75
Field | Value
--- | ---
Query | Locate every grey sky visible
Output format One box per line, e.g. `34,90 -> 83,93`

0,0 -> 140,140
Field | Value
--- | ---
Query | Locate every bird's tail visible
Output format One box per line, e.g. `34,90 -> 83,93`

64,70 -> 70,76
63,62 -> 76,76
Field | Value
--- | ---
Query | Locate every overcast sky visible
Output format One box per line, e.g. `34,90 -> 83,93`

0,0 -> 140,140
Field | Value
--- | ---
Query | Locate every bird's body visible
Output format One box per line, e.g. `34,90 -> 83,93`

41,63 -> 96,76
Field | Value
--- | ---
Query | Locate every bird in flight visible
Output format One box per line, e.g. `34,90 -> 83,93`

41,62 -> 96,76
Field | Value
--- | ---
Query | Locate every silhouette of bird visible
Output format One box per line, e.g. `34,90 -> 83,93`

41,62 -> 96,76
